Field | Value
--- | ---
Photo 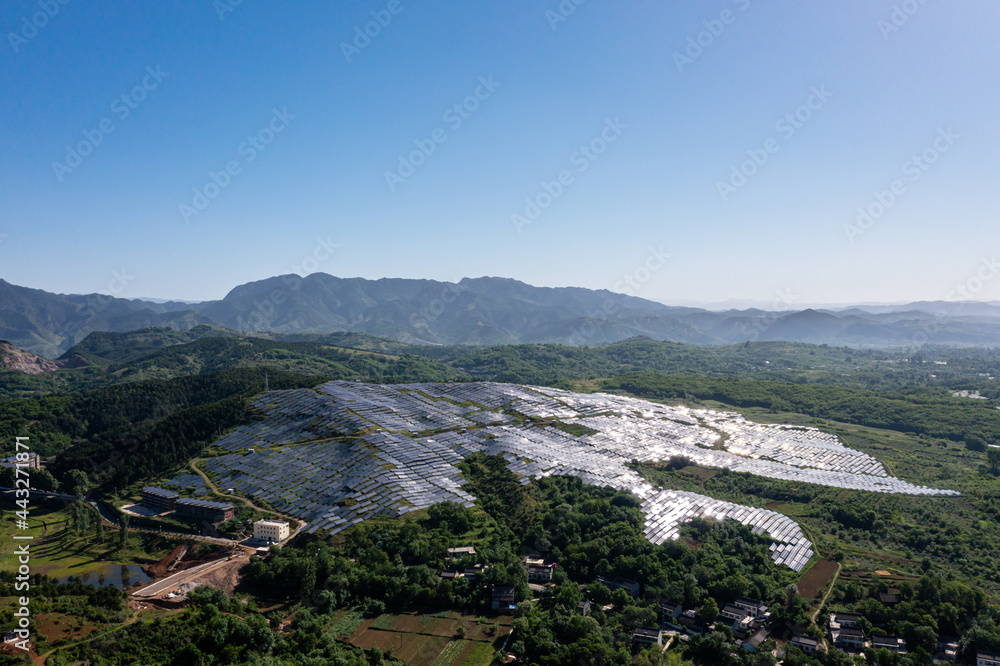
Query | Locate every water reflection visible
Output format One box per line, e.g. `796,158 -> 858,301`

58,563 -> 152,589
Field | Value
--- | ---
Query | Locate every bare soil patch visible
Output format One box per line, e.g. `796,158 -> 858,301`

34,612 -> 99,643
798,558 -> 838,599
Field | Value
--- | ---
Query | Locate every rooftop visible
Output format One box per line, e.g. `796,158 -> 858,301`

142,486 -> 180,499
176,497 -> 234,510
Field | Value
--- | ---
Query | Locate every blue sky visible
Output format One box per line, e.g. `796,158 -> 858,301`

1,0 -> 998,307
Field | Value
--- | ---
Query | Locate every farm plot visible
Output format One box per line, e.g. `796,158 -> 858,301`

346,612 -> 510,666
798,558 -> 840,599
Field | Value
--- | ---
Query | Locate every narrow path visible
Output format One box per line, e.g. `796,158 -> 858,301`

189,459 -> 282,518
811,562 -> 842,623
189,459 -> 306,546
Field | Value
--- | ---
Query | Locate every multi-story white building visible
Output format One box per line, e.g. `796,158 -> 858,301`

254,519 -> 290,543
524,556 -> 556,582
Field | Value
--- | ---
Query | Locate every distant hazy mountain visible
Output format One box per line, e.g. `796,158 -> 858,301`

195,274 -> 691,346
3,275 -> 1000,357
0,279 -> 211,357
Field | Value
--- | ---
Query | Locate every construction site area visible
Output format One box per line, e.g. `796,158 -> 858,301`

127,540 -> 262,607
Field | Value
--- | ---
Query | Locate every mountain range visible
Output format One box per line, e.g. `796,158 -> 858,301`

3,274 -> 1000,358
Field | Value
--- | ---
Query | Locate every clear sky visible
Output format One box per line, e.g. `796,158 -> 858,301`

1,1 -> 998,307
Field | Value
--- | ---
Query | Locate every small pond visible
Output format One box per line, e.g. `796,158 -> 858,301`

58,563 -> 152,589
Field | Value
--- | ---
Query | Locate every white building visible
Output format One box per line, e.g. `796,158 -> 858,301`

254,519 -> 290,543
978,652 -> 1000,666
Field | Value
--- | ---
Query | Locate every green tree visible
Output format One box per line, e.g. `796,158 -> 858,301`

987,447 -> 1000,474
118,513 -> 130,548
698,597 -> 719,624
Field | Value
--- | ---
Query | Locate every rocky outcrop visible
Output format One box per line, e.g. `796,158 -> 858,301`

0,341 -> 86,374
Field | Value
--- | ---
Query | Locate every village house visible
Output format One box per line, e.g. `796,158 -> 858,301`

742,628 -> 770,653
595,574 -> 640,597
491,586 -> 515,613
935,637 -> 958,661
790,635 -> 820,655
832,626 -> 866,651
447,546 -> 476,559
632,627 -> 663,647
678,608 -> 705,635
524,556 -> 556,582
829,611 -> 862,629
660,600 -> 683,628
734,597 -> 769,620
978,652 -> 1000,666
0,452 -> 40,469
872,635 -> 906,654
721,604 -> 751,623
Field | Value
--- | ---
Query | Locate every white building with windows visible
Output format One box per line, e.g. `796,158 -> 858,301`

254,519 -> 290,543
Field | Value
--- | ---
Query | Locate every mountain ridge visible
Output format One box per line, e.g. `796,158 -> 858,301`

4,275 -> 1000,357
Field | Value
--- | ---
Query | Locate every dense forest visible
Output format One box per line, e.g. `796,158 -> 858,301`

0,368 -> 321,490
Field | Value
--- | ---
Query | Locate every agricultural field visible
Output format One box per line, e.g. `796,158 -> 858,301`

797,559 -> 840,604
328,610 -> 511,666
